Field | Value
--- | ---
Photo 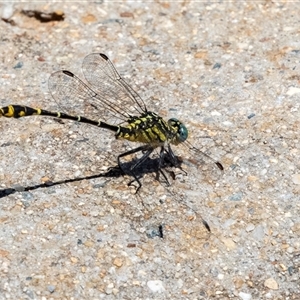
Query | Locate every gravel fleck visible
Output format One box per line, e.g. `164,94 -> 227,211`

147,280 -> 165,293
292,174 -> 300,184
245,223 -> 255,232
238,292 -> 252,300
47,285 -> 55,293
264,277 -> 279,290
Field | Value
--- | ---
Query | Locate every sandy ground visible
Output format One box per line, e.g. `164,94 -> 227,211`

0,2 -> 299,299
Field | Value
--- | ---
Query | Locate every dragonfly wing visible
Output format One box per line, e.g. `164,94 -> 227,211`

82,53 -> 147,119
176,141 -> 224,180
182,141 -> 224,171
48,69 -> 128,124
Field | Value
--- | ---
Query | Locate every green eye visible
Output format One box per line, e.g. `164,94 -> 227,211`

178,123 -> 188,142
168,118 -> 188,143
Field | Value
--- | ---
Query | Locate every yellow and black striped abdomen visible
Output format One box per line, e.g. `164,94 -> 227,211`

0,105 -> 119,132
0,105 -> 44,118
0,105 -> 185,147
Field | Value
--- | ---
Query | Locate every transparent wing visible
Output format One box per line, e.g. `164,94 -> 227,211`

48,53 -> 147,125
83,53 -> 147,118
181,140 -> 224,171
184,141 -> 224,171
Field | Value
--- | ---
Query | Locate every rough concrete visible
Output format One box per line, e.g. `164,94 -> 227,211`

0,2 -> 299,299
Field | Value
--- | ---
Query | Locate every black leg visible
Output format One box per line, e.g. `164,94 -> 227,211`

117,145 -> 154,193
157,146 -> 171,186
165,144 -> 187,176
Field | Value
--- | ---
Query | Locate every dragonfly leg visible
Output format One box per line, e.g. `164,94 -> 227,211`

156,146 -> 171,186
164,144 -> 187,176
117,145 -> 154,193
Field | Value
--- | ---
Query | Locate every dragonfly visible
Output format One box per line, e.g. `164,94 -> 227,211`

0,53 -> 223,192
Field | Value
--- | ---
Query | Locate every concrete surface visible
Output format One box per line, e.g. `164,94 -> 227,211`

0,2 -> 299,299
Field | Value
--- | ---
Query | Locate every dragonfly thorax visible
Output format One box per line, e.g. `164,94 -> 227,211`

115,112 -> 187,146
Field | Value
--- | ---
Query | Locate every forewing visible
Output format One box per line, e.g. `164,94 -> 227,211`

49,69 -> 131,124
82,53 -> 147,120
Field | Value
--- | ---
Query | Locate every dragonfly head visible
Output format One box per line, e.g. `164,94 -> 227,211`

168,118 -> 188,145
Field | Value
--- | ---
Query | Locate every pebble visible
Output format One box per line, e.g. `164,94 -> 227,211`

1,3 -> 14,19
265,292 -> 272,299
229,192 -> 243,201
292,174 -> 300,185
147,280 -> 165,293
105,283 -> 114,294
286,87 -> 300,96
279,264 -> 287,271
213,62 -> 222,69
113,257 -> 123,268
217,274 -> 224,280
13,62 -> 23,69
247,112 -> 256,119
245,223 -> 255,232
234,277 -> 244,289
238,292 -> 252,300
47,285 -> 55,293
70,257 -> 78,264
264,277 -> 279,290
146,226 -> 163,239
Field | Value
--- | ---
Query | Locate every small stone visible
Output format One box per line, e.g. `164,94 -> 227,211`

248,175 -> 258,182
47,285 -> 55,293
70,257 -> 78,264
84,240 -> 94,247
238,292 -> 252,300
147,280 -> 165,293
113,257 -> 123,268
229,192 -> 243,201
13,62 -> 23,69
194,51 -> 207,59
81,14 -> 96,23
112,288 -> 119,295
234,277 -> 244,289
265,292 -> 272,299
120,12 -> 134,18
40,176 -> 50,183
213,62 -> 222,69
264,277 -> 279,290
105,284 -> 114,294
246,223 -> 255,232
247,281 -> 254,287
292,174 -> 300,185
217,274 -> 224,280
247,113 -> 255,119
279,264 -> 287,271
286,87 -> 300,96
1,3 -> 14,19
90,211 -> 99,217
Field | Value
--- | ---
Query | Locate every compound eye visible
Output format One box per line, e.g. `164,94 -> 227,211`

168,118 -> 188,143
178,124 -> 188,142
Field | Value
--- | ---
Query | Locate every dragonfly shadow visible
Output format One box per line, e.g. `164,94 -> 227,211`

121,153 -> 184,188
0,167 -> 122,199
0,155 -> 183,199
